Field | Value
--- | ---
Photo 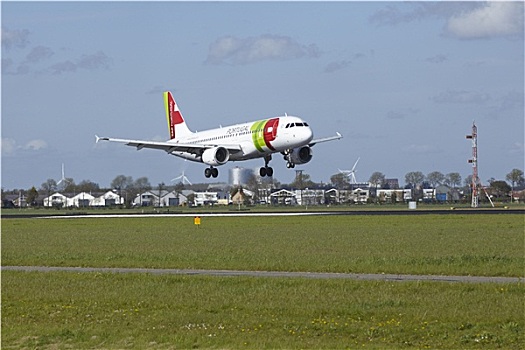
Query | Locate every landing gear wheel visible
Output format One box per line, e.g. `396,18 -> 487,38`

211,167 -> 219,178
204,168 -> 212,178
259,166 -> 274,177
286,162 -> 295,169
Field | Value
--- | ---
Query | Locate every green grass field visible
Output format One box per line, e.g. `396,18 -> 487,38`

2,215 -> 523,276
2,214 -> 524,349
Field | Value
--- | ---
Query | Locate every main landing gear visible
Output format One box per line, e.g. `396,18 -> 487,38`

259,154 -> 274,177
204,167 -> 218,178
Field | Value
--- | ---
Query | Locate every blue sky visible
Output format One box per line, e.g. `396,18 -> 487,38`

2,1 -> 524,190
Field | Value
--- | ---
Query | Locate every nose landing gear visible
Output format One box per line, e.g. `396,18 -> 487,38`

283,149 -> 295,168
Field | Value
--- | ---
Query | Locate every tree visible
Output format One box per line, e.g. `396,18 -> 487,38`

245,173 -> 261,202
505,169 -> 525,191
488,180 -> 511,199
330,173 -> 350,189
426,171 -> 445,188
111,175 -> 133,190
464,175 -> 473,188
289,172 -> 315,189
133,177 -> 151,206
134,177 -> 151,191
404,171 -> 424,189
369,172 -> 385,188
444,172 -> 462,188
157,182 -> 165,207
62,178 -> 76,193
41,179 -> 57,195
77,180 -> 100,193
26,186 -> 38,206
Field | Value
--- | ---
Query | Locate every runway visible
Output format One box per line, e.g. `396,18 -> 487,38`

1,207 -> 520,219
2,265 -> 522,284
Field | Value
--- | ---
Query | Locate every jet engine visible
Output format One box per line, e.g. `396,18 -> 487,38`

202,147 -> 230,166
289,146 -> 313,164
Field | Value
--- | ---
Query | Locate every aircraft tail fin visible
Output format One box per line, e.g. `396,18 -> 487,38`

164,91 -> 193,140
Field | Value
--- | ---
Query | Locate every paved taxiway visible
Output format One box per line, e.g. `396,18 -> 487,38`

2,266 -> 522,284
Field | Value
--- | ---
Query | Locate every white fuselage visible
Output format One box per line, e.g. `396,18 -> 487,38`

169,116 -> 313,164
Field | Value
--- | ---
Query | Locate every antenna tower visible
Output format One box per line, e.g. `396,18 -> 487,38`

466,122 -> 493,208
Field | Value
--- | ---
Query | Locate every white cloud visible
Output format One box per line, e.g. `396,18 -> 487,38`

24,139 -> 48,151
1,138 -> 48,155
425,54 -> 447,64
1,138 -> 17,155
431,90 -> 491,104
1,27 -> 30,50
25,46 -> 54,63
48,51 -> 111,75
446,2 -> 524,39
206,34 -> 321,65
370,2 -> 523,40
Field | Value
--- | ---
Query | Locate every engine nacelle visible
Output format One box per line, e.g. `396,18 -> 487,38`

290,146 -> 313,164
202,147 -> 230,166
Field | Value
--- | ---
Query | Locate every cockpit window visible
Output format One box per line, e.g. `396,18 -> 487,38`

285,122 -> 309,128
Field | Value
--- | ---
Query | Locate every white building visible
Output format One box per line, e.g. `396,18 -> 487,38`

70,192 -> 95,207
193,192 -> 218,206
43,192 -> 69,207
376,189 -> 412,202
91,191 -> 124,207
133,190 -> 190,207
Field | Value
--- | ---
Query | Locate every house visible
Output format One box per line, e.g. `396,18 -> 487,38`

193,191 -> 218,206
231,188 -> 253,205
325,188 -> 370,204
132,191 -> 158,207
92,191 -> 124,207
70,192 -> 95,207
324,188 -> 340,204
435,185 -> 461,202
376,189 -> 412,203
294,188 -> 325,206
270,189 -> 296,205
43,192 -> 69,208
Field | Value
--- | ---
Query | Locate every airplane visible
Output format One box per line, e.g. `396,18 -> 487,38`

96,92 -> 342,178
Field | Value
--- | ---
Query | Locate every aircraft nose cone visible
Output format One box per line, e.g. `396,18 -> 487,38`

304,127 -> 313,143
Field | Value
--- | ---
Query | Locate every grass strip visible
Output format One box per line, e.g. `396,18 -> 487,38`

2,271 -> 523,349
2,215 -> 523,277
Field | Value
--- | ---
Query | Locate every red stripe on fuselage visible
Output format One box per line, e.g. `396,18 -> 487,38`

263,118 -> 279,151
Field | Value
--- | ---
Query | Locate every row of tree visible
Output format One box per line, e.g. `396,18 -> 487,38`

3,169 -> 524,206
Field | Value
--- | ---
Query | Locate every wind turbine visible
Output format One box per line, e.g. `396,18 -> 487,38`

171,170 -> 192,185
57,163 -> 68,187
339,157 -> 360,184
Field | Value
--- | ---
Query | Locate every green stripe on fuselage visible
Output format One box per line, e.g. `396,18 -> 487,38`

251,119 -> 267,152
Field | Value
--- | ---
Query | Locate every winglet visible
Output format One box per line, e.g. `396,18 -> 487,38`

95,135 -> 110,143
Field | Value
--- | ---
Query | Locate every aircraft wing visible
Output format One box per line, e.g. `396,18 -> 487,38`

309,132 -> 342,147
95,136 -> 242,154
